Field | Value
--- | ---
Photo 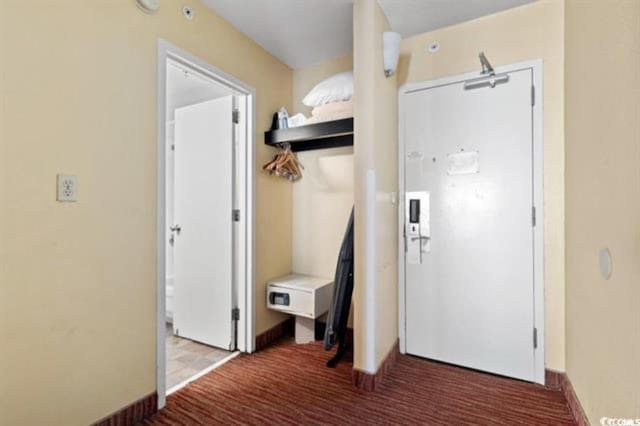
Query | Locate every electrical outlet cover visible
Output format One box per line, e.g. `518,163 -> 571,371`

57,174 -> 77,202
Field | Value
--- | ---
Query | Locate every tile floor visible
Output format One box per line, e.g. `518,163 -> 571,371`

165,323 -> 233,390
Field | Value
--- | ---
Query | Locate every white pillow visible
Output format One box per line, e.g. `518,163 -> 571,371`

302,71 -> 353,108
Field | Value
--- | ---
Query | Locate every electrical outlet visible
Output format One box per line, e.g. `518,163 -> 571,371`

57,174 -> 77,202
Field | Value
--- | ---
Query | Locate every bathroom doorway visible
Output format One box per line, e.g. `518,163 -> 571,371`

156,40 -> 256,408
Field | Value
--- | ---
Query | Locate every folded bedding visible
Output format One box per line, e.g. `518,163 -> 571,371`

306,100 -> 353,124
312,100 -> 352,116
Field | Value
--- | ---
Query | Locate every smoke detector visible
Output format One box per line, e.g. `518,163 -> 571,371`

136,0 -> 160,14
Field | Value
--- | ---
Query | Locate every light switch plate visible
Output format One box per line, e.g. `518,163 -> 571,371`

57,174 -> 77,202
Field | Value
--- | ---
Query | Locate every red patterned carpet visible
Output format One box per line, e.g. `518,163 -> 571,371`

144,339 -> 575,425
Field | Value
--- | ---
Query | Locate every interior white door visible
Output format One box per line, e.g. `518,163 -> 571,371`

403,69 -> 535,381
173,96 -> 234,350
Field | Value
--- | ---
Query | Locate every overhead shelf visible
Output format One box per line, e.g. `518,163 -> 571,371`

265,118 -> 353,152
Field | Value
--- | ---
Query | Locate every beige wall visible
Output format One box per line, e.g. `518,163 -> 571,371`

0,1 -> 292,425
397,0 -> 566,372
565,0 -> 640,422
292,147 -> 354,279
291,56 -> 354,328
353,0 -> 399,373
292,55 -> 353,281
292,146 -> 354,327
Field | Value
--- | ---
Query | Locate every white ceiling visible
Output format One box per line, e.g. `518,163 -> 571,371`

378,0 -> 535,38
201,0 -> 535,70
166,61 -> 230,120
202,0 -> 353,69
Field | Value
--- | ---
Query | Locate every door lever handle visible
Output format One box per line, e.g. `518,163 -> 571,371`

170,225 -> 182,234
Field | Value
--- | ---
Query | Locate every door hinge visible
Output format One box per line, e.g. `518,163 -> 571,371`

233,209 -> 240,222
533,327 -> 538,349
532,206 -> 537,227
232,307 -> 240,321
531,85 -> 535,106
232,109 -> 240,124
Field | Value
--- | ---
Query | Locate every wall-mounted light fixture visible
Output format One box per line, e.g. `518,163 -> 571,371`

383,31 -> 401,77
136,0 -> 160,14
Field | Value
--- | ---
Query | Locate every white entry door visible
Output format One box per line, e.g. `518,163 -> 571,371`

403,68 -> 538,381
173,96 -> 235,350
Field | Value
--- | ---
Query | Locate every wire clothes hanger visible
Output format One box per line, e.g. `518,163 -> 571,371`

262,143 -> 304,182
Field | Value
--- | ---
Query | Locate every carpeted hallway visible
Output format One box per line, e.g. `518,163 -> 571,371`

144,340 -> 576,425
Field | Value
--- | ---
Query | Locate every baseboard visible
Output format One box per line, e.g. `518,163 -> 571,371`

352,341 -> 399,391
545,370 -> 590,426
92,392 -> 158,426
255,317 -> 294,351
545,369 -> 564,391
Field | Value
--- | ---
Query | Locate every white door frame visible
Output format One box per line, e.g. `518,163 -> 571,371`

397,60 -> 545,384
156,39 -> 256,408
